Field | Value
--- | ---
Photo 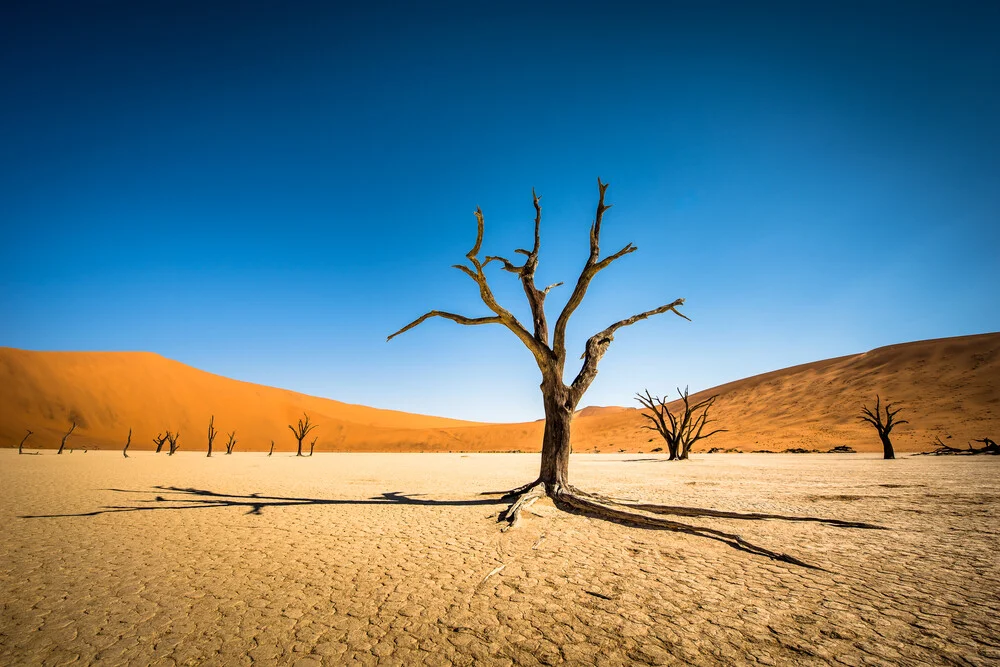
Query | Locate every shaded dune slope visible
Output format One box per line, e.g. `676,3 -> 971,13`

2,333 -> 997,453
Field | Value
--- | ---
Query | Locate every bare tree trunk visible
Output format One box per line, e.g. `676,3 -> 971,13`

207,416 -> 217,457
296,438 -> 303,457
880,433 -> 895,460
268,440 -> 275,456
19,430 -> 33,454
538,382 -> 573,491
861,396 -> 906,461
57,422 -> 77,454
123,428 -> 132,458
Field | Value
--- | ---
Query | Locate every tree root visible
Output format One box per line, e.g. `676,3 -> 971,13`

492,481 -> 886,569
497,481 -> 545,531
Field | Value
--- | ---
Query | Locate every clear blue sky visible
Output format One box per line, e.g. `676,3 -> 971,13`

1,1 -> 997,422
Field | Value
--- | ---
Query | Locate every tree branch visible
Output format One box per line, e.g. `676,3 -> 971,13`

594,243 -> 636,271
569,299 -> 688,401
483,255 -> 523,273
553,178 -> 613,356
387,311 -> 504,341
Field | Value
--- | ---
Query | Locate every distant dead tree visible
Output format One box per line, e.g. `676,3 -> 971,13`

225,431 -> 237,455
57,422 -> 77,455
926,436 -> 999,456
636,387 -> 726,460
166,431 -> 180,456
388,181 -> 699,531
308,436 -> 318,457
288,413 -> 317,457
207,416 -> 218,457
123,428 -> 132,458
268,440 -> 275,456
859,395 -> 907,460
153,432 -> 168,453
18,430 -> 33,455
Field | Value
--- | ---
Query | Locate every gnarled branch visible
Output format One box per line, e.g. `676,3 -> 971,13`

387,311 -> 504,341
553,178 -> 613,357
570,299 -> 688,400
390,205 -> 545,361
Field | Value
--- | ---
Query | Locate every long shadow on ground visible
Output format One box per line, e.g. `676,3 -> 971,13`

19,486 -> 502,518
21,485 -> 884,569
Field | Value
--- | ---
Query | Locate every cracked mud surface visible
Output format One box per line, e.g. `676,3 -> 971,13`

2,451 -> 997,665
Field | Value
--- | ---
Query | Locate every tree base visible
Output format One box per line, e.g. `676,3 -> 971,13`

491,481 -> 884,569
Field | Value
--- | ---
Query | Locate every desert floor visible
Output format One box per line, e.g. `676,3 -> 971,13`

1,451 -> 997,666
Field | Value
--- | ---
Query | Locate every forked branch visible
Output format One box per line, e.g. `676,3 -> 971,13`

571,299 -> 688,400
289,413 -> 317,457
166,431 -> 180,456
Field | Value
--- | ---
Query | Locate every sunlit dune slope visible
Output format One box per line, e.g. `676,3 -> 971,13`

2,332 -> 997,453
572,332 -> 1000,453
0,349 -> 480,453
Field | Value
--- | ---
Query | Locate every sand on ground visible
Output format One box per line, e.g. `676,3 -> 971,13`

1,451 -> 997,665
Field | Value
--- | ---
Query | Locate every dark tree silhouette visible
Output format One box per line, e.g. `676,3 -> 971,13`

860,395 -> 907,460
123,428 -> 132,458
389,181 -> 694,529
308,436 -> 318,457
153,432 -> 168,454
926,436 -> 999,456
268,440 -> 275,456
207,416 -> 218,457
57,422 -> 77,455
288,413 -> 317,457
18,429 -> 33,455
225,431 -> 237,455
166,431 -> 180,456
636,387 -> 726,460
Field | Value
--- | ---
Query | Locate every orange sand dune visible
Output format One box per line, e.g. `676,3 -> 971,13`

2,332 -> 998,453
575,332 -> 1000,453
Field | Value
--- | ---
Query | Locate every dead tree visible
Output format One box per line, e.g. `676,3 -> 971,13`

636,387 -> 726,460
166,431 -> 180,456
288,413 -> 317,457
57,422 -> 77,455
123,428 -> 132,458
860,395 -> 907,460
308,436 -> 318,457
976,437 -> 999,454
225,431 -> 237,455
207,416 -> 218,457
153,432 -> 168,453
926,436 -> 999,456
18,430 -> 33,455
268,440 -> 275,456
389,180 -> 694,529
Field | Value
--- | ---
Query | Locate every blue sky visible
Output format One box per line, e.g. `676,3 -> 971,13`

1,1 -> 997,422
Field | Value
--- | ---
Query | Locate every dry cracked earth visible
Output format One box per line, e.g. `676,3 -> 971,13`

1,451 -> 997,666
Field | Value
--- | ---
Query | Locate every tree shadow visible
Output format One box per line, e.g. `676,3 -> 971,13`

20,484 -> 883,569
19,486 -> 505,519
